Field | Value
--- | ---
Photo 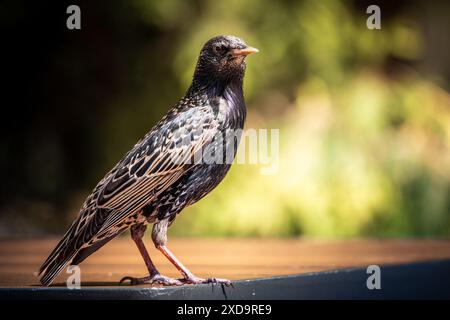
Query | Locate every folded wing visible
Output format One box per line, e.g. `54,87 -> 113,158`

39,104 -> 219,285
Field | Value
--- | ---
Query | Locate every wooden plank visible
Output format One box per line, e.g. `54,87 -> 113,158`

0,238 -> 449,287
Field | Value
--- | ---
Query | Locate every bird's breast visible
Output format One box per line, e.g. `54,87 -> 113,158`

210,91 -> 246,131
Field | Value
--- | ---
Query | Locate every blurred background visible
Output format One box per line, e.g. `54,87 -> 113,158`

1,0 -> 449,238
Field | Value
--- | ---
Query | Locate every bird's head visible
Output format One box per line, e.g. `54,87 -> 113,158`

192,35 -> 258,91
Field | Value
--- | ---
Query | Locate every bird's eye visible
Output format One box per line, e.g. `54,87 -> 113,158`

213,44 -> 226,54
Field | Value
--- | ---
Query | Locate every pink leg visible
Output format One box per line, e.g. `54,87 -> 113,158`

120,224 -> 182,286
157,245 -> 232,286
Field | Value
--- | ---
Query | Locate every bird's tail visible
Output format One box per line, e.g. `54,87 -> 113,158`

38,223 -> 81,286
39,206 -> 113,286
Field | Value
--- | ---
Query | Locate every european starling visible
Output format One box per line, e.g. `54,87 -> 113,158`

39,35 -> 258,286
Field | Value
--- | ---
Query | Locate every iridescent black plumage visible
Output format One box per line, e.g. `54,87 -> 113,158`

39,35 -> 257,286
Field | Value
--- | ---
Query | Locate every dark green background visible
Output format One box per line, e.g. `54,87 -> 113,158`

1,0 -> 449,237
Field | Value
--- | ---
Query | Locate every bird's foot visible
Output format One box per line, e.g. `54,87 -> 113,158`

181,275 -> 233,287
120,274 -> 183,286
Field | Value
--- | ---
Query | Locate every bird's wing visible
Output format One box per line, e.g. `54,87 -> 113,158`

94,104 -> 219,235
39,103 -> 219,285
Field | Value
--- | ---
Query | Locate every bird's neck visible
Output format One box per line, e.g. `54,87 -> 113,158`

188,58 -> 245,97
187,75 -> 244,100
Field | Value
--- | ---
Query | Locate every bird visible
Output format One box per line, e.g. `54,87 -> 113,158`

38,35 -> 258,286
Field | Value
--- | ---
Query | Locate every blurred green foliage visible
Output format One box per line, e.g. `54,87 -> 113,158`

1,0 -> 449,237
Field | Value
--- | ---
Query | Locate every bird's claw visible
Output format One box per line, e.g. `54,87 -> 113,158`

120,276 -> 138,285
119,274 -> 183,286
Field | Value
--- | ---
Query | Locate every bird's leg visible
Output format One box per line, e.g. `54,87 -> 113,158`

120,223 -> 182,286
157,244 -> 232,286
152,220 -> 232,286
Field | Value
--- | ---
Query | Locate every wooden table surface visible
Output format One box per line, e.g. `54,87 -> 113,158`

0,237 -> 449,288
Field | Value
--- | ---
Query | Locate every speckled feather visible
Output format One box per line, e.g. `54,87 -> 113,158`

39,36 -> 250,286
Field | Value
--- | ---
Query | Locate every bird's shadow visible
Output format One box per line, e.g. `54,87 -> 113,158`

31,281 -> 233,295
30,281 -> 233,299
31,281 -> 140,287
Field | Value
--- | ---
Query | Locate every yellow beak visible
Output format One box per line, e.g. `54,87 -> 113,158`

231,46 -> 259,57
